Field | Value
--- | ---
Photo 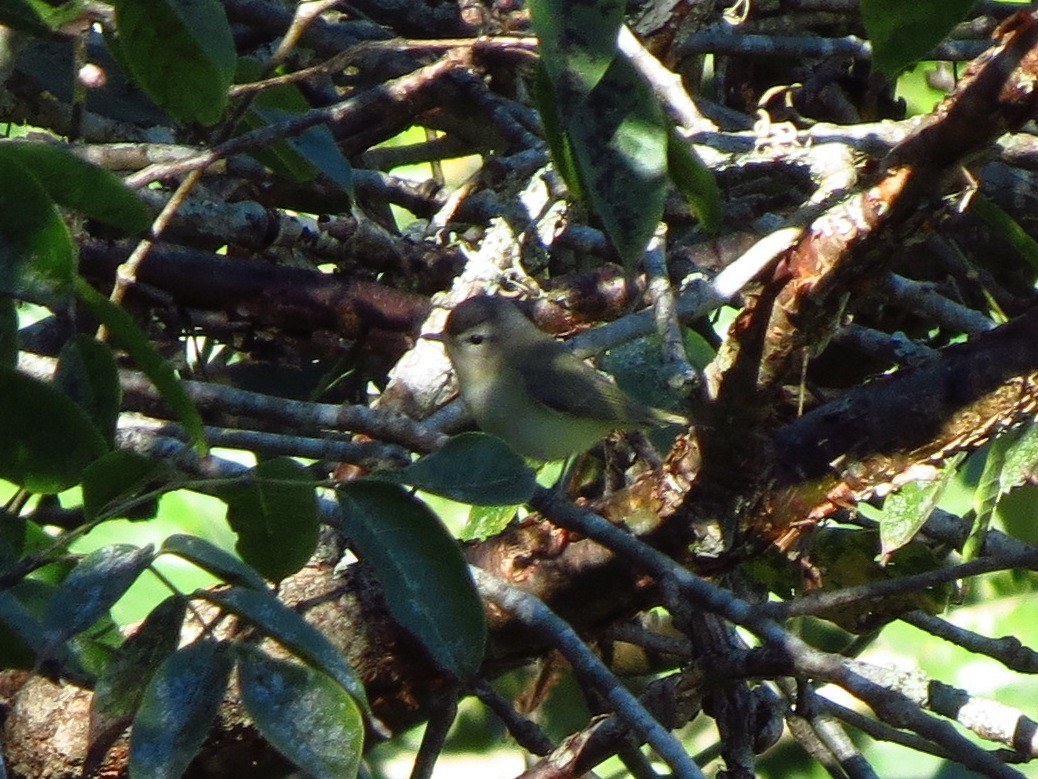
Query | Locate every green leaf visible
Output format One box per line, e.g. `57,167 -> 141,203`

879,453 -> 965,560
236,644 -> 363,779
461,503 -> 519,542
129,640 -> 234,779
55,334 -> 122,446
41,544 -> 155,645
113,0 -> 235,125
0,142 -> 151,233
201,586 -> 370,713
381,433 -> 537,506
566,55 -> 668,266
235,70 -> 354,198
964,436 -> 1013,563
74,276 -> 208,455
82,451 -> 167,521
1000,422 -> 1038,492
528,0 -> 624,97
971,193 -> 1038,274
90,597 -> 186,768
0,365 -> 109,493
667,130 -> 721,234
0,296 -> 15,368
338,482 -> 486,678
160,534 -> 268,591
534,61 -> 582,198
0,155 -> 76,303
0,0 -> 52,33
221,457 -> 319,582
861,0 -> 975,77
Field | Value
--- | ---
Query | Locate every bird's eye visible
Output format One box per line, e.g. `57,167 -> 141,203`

467,334 -> 485,346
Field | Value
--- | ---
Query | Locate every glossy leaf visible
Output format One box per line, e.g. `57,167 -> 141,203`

113,0 -> 235,125
236,644 -> 363,779
129,640 -> 234,779
0,365 -> 109,493
534,61 -> 582,198
74,277 -> 208,455
89,597 -> 186,768
55,334 -> 122,446
566,55 -> 668,266
861,0 -> 975,76
221,457 -> 319,582
668,130 -> 721,233
879,453 -> 965,560
82,451 -> 167,521
0,155 -> 75,303
41,544 -> 155,646
160,534 -> 268,591
0,296 -> 14,368
0,142 -> 151,233
201,586 -> 369,713
528,0 -> 624,97
382,433 -> 537,506
338,481 -> 487,678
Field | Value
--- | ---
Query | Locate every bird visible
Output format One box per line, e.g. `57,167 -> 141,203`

436,295 -> 687,462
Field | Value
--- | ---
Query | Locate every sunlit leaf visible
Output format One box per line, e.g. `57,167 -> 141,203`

338,482 -> 486,678
129,640 -> 233,779
566,55 -> 668,266
528,0 -> 624,97
668,130 -> 721,233
879,453 -> 965,559
461,503 -> 518,542
236,644 -> 363,779
160,534 -> 268,591
40,544 -> 155,646
221,457 -> 319,582
201,586 -> 370,713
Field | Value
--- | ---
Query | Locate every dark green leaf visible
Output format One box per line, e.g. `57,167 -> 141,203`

0,0 -> 53,33
971,193 -> 1038,274
160,534 -> 268,590
221,457 -> 319,582
236,75 -> 354,198
861,0 -> 975,76
964,436 -> 1012,563
0,142 -> 151,233
534,61 -> 582,198
89,597 -> 186,768
382,433 -> 537,506
74,277 -> 208,455
113,0 -> 235,125
528,0 -> 624,97
0,365 -> 109,493
879,453 -> 965,559
201,586 -> 370,713
338,482 -> 486,678
0,155 -> 75,303
0,296 -> 15,368
567,55 -> 668,266
55,334 -> 122,446
129,640 -> 234,779
41,544 -> 154,645
236,644 -> 363,779
667,130 -> 721,234
82,451 -> 167,521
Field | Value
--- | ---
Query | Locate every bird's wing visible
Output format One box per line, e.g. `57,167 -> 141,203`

519,340 -> 647,424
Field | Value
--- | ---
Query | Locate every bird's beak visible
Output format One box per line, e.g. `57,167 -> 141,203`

422,332 -> 445,343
